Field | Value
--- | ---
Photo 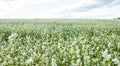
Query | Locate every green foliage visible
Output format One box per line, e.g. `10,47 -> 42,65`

0,19 -> 120,66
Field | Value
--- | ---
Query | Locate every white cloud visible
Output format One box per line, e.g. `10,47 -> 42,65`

0,0 -> 119,18
0,0 -> 60,18
53,0 -> 104,14
0,0 -> 58,14
63,5 -> 120,19
108,0 -> 120,5
52,0 -> 120,19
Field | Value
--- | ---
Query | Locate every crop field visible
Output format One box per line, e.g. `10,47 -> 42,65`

0,19 -> 120,66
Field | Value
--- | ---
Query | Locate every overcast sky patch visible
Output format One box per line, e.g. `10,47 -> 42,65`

0,0 -> 120,19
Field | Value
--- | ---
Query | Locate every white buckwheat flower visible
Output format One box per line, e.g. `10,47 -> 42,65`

101,49 -> 111,61
1,61 -> 7,66
8,33 -> 18,39
8,33 -> 18,43
25,57 -> 34,64
112,58 -> 120,64
51,57 -> 57,66
76,59 -> 81,65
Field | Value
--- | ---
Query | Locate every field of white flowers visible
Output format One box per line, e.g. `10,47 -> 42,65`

0,19 -> 120,66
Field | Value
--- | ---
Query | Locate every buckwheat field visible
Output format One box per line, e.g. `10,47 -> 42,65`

0,19 -> 120,66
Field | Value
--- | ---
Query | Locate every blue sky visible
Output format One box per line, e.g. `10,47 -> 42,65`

0,0 -> 120,19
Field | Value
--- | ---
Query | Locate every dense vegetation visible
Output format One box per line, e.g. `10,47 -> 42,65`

0,19 -> 120,66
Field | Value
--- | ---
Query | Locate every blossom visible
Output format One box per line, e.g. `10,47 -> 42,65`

93,58 -> 99,63
42,45 -> 46,49
70,47 -> 74,54
76,46 -> 80,55
8,33 -> 18,43
101,49 -> 111,61
8,33 -> 18,39
71,60 -> 76,65
76,59 -> 81,65
108,42 -> 113,47
112,58 -> 120,64
1,61 -> 7,66
51,58 -> 57,66
118,42 -> 120,49
25,57 -> 34,64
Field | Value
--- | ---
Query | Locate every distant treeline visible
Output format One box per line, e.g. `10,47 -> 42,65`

114,17 -> 120,19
